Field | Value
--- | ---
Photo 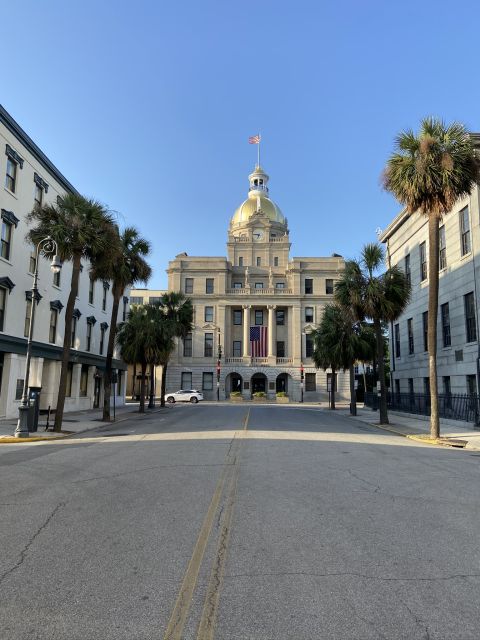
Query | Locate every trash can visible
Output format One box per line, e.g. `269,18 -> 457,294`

27,387 -> 41,432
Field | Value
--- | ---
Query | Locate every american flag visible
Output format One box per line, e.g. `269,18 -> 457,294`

250,326 -> 267,357
248,134 -> 261,144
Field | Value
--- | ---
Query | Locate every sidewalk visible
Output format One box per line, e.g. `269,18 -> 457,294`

342,406 -> 480,450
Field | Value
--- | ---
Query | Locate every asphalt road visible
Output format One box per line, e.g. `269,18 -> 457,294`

1,404 -> 480,640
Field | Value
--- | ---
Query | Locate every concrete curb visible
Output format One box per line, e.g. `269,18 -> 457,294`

364,420 -> 474,449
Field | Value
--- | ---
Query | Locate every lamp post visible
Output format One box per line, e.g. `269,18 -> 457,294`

300,362 -> 304,403
216,327 -> 222,402
15,237 -> 61,438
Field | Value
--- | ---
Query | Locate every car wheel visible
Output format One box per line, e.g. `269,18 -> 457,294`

190,397 -> 198,403
167,396 -> 175,403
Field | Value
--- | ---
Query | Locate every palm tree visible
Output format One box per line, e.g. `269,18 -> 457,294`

92,227 -> 152,420
158,292 -> 194,407
335,244 -> 411,424
384,118 -> 479,438
27,193 -> 115,431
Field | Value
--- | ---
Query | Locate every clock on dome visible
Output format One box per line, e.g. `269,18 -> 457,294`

253,228 -> 264,241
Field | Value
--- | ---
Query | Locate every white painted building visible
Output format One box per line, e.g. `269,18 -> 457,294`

0,105 -> 128,419
380,134 -> 480,397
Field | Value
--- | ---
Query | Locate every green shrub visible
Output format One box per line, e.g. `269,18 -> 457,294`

230,391 -> 242,397
276,391 -> 288,397
253,391 -> 266,398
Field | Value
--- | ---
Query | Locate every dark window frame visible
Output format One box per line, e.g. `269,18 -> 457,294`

204,332 -> 214,357
206,278 -> 214,294
422,311 -> 428,352
255,310 -> 263,325
420,242 -> 427,281
304,278 -> 313,294
185,278 -> 194,294
325,279 -> 334,295
439,226 -> 447,270
204,306 -> 214,323
233,309 -> 242,325
394,323 -> 400,358
460,206 -> 471,256
441,303 -> 451,347
233,340 -> 242,357
183,333 -> 192,357
407,318 -> 414,354
464,292 -> 477,343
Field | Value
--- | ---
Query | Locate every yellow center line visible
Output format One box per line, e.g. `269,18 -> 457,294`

243,408 -> 251,431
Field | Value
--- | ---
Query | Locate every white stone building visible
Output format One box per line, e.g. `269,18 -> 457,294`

380,136 -> 480,397
0,105 -> 128,419
133,164 -> 348,402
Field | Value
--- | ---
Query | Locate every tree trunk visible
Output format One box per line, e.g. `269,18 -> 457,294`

428,214 -> 440,438
148,363 -> 155,408
161,362 -> 167,407
139,362 -> 147,413
102,286 -> 121,421
349,363 -> 357,415
331,369 -> 336,410
131,363 -> 136,399
375,318 -> 388,424
54,254 -> 82,432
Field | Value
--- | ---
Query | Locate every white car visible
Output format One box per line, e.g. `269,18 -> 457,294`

166,389 -> 204,403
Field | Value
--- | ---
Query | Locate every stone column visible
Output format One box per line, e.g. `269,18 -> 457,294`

268,305 -> 276,359
243,305 -> 250,357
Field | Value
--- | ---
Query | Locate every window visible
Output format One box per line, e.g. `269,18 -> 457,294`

395,379 -> 400,396
305,373 -> 316,391
129,296 -> 143,305
460,206 -> 471,256
183,333 -> 192,357
423,377 -> 430,396
305,307 -> 314,323
100,325 -> 106,355
276,310 -> 285,325
53,269 -> 61,287
71,317 -> 77,347
233,282 -> 243,289
439,226 -> 446,270
206,278 -> 214,294
276,282 -> 285,289
49,309 -> 58,344
422,311 -> 428,352
325,279 -> 334,295
256,257 -> 261,267
467,374 -> 477,395
102,286 -> 108,311
276,341 -> 285,357
255,282 -> 263,289
464,292 -> 477,343
1,220 -> 12,260
88,278 -> 95,304
5,157 -> 17,192
255,310 -> 263,325
204,306 -> 214,322
185,278 -> 193,294
407,318 -> 414,354
405,254 -> 411,286
408,378 -> 414,396
15,379 -> 24,400
305,333 -> 314,358
149,296 -> 161,304
29,251 -> 36,274
80,365 -> 88,397
122,297 -> 128,321
394,323 -> 400,358
443,376 -> 451,396
233,340 -> 242,357
274,257 -> 279,267
441,303 -> 451,347
181,372 -> 192,389
0,287 -> 5,332
420,242 -> 427,281
202,372 -> 213,390
117,370 -> 123,396
304,278 -> 313,294
34,183 -> 43,207
66,364 -> 73,397
233,310 -> 242,325
86,322 -> 93,351
238,257 -> 244,267
204,332 -> 213,357
24,299 -> 32,338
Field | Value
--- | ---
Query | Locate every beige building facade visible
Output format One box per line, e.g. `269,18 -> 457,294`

133,165 -> 347,402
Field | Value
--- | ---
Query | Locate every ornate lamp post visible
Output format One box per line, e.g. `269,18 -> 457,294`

15,237 -> 61,438
216,327 -> 222,402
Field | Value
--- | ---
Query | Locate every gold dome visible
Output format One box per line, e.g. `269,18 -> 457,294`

231,193 -> 285,225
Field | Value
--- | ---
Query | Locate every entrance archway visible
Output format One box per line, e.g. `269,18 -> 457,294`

251,372 -> 267,395
226,372 -> 243,395
276,373 -> 290,394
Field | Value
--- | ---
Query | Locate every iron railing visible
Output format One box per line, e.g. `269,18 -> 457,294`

364,391 -> 480,426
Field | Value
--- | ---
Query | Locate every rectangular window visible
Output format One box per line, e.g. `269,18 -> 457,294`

255,310 -> 263,325
202,372 -> 213,390
100,326 -> 106,355
185,278 -> 193,294
0,288 -> 5,332
5,157 -> 17,192
276,341 -> 285,357
15,379 -> 24,400
204,332 -> 213,357
422,311 -> 428,352
305,333 -> 314,358
443,376 -> 451,396
439,226 -> 446,270
233,340 -> 242,357
405,254 -> 411,286
274,257 -> 279,266
183,333 -> 192,357
305,372 -> 316,391
460,206 -> 471,256
441,302 -> 451,347
181,372 -> 192,389
276,310 -> 285,325
71,317 -> 77,348
129,296 -> 143,305
233,309 -> 242,325
305,307 -> 314,323
1,221 -> 12,260
254,282 -> 263,289
24,299 -> 32,338
256,257 -> 261,267
149,296 -> 161,304
88,278 -> 95,304
34,183 -> 43,207
464,292 -> 477,343
395,379 -> 400,395
204,306 -> 214,322
304,278 -> 313,294
276,282 -> 285,289
86,322 -> 93,351
467,374 -> 477,395
420,242 -> 427,281
102,287 -> 107,311
53,269 -> 61,287
49,309 -> 58,344
394,323 -> 400,358
206,278 -> 214,294
325,279 -> 334,294
66,364 -> 73,397
233,282 -> 243,289
79,365 -> 88,397
407,318 -> 414,354
238,257 -> 243,267
423,377 -> 430,396
408,378 -> 414,396
122,298 -> 128,321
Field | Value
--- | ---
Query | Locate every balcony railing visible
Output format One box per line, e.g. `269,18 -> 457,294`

224,356 -> 294,366
226,288 -> 293,295
276,357 -> 293,364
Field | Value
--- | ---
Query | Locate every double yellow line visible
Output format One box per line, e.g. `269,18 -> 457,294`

163,409 -> 250,640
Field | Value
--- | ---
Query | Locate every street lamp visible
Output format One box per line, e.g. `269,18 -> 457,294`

300,362 -> 304,403
216,327 -> 222,402
15,236 -> 61,438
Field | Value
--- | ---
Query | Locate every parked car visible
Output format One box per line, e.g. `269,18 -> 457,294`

166,389 -> 204,403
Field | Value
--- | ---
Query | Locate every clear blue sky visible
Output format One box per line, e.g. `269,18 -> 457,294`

2,0 -> 480,289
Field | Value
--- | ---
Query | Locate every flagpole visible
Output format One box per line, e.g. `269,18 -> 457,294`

258,133 -> 261,167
